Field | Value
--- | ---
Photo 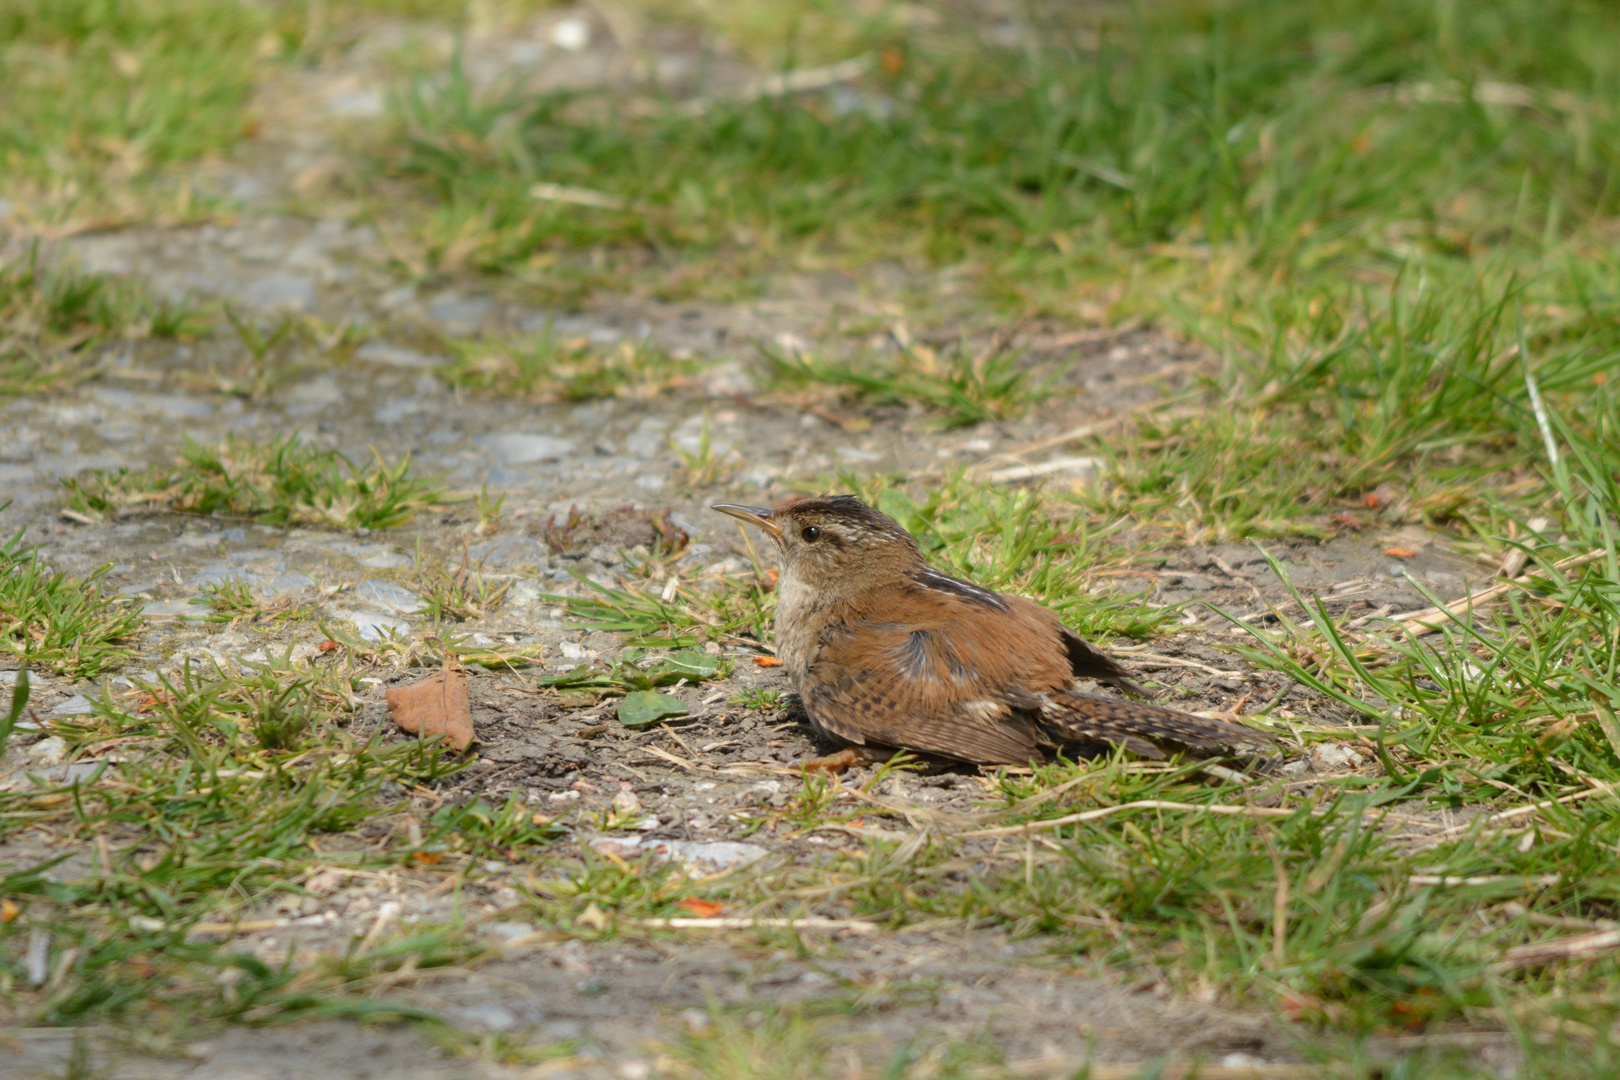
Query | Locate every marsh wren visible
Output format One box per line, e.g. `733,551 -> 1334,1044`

714,495 -> 1270,765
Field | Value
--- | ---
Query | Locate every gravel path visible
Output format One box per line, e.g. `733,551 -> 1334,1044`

0,7 -> 1502,1078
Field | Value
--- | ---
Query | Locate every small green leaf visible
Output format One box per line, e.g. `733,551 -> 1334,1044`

617,690 -> 689,729
660,649 -> 722,679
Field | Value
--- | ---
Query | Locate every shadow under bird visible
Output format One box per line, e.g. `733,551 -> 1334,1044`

713,495 -> 1272,766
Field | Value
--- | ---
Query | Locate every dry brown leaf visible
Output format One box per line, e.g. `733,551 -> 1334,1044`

386,670 -> 474,752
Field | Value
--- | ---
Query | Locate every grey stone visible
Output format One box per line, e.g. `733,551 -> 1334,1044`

653,841 -> 770,872
376,287 -> 417,311
448,1002 -> 518,1033
424,292 -> 493,333
187,565 -> 244,587
237,274 -> 315,311
177,532 -> 223,549
590,837 -> 770,873
352,579 -> 427,614
467,535 -> 550,570
51,695 -> 97,716
36,453 -> 128,478
334,542 -> 411,569
282,376 -> 346,414
265,571 -> 317,596
330,609 -> 410,641
34,761 -> 113,786
229,174 -> 268,203
482,466 -> 534,487
355,342 -> 438,369
625,417 -> 668,456
141,599 -> 195,618
147,393 -> 216,419
374,398 -> 425,423
26,736 -> 68,764
477,432 -> 574,465
329,87 -> 385,118
90,388 -> 141,410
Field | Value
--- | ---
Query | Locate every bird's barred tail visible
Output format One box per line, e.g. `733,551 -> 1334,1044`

1041,691 -> 1274,754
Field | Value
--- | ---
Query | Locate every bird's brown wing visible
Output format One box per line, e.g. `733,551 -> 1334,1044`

800,617 -> 1048,765
804,580 -> 1270,763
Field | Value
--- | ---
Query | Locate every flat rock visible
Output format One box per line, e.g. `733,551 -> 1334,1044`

330,608 -> 411,641
467,535 -> 550,570
351,579 -> 427,613
476,432 -> 575,465
237,273 -> 316,311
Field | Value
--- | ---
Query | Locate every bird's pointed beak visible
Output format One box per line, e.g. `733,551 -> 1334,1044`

711,503 -> 781,538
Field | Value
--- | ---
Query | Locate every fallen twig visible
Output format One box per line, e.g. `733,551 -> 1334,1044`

812,822 -> 914,843
678,55 -> 873,116
1413,780 -> 1620,844
1408,874 -> 1559,887
960,799 -> 1303,839
1109,648 -> 1247,679
1394,549 -> 1605,636
529,182 -> 628,210
1006,1058 -> 1318,1079
1496,928 -> 1620,971
981,399 -> 1202,466
983,455 -> 1097,484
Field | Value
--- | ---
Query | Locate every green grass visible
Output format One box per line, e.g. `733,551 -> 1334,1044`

410,557 -> 510,625
0,249 -> 168,397
765,338 -> 1046,428
383,0 -> 1620,537
0,518 -> 142,677
193,579 -> 318,627
0,0 -> 268,223
522,412 -> 1620,1066
729,687 -> 785,711
0,653 -> 492,1028
63,433 -> 445,530
10,0 -> 1620,1066
385,0 -> 1620,289
438,330 -> 701,403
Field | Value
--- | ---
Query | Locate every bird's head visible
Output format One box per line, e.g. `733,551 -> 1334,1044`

712,495 -> 920,587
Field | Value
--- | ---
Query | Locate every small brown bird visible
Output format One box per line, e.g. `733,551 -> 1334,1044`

713,495 -> 1270,766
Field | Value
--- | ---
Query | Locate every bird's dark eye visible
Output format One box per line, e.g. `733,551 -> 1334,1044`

801,525 -> 822,542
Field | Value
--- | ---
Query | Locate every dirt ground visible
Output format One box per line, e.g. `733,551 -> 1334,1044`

0,6 -> 1508,1078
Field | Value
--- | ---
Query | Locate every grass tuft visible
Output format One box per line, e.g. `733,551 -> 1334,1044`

0,0 -> 266,221
63,434 -> 445,530
0,520 -> 142,677
765,339 -> 1045,428
0,249 -> 148,397
438,330 -> 701,402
